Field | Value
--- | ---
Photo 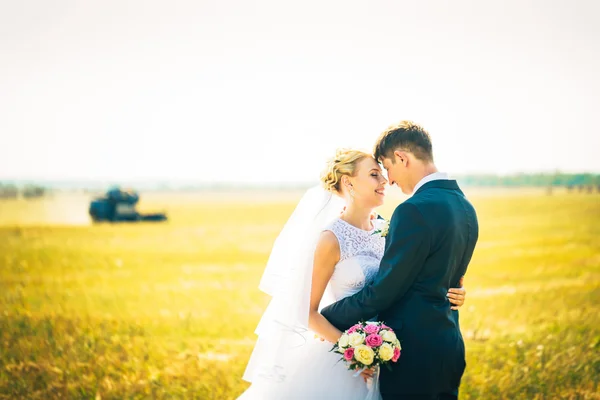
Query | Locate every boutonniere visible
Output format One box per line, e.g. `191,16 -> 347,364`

372,218 -> 390,238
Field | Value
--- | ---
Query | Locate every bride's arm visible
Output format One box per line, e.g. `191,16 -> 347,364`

308,231 -> 344,343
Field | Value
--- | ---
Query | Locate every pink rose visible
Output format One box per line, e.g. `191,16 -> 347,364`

365,334 -> 383,348
381,324 -> 391,330
364,324 -> 380,335
343,348 -> 355,361
392,347 -> 401,362
347,324 -> 361,334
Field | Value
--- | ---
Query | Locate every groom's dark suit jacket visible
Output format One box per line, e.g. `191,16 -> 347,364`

321,180 -> 479,398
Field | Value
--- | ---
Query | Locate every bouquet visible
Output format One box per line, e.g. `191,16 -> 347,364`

331,321 -> 401,372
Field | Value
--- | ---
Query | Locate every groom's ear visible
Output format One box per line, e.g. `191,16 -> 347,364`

394,150 -> 409,166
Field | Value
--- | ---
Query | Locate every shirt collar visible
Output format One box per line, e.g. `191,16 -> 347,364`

412,172 -> 449,195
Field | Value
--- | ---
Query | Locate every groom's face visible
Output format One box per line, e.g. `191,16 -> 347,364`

381,155 -> 409,194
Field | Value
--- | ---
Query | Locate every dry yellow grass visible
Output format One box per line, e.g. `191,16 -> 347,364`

0,190 -> 599,399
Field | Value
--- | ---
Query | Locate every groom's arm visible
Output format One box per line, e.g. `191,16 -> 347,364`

321,202 -> 431,330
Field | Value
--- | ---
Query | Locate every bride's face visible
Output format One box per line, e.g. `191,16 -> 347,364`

346,157 -> 388,208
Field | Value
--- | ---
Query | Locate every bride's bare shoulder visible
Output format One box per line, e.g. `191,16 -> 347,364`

314,231 -> 341,265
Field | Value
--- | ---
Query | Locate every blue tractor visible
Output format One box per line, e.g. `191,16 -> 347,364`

89,187 -> 167,222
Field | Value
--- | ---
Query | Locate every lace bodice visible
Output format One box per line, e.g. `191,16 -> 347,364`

324,218 -> 385,301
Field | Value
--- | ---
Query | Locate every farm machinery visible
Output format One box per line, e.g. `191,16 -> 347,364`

89,187 -> 167,223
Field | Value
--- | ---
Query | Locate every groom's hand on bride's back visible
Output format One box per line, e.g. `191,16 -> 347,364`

447,276 -> 466,310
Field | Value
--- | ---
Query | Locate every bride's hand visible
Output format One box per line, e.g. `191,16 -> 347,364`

314,332 -> 341,343
360,366 -> 377,383
447,276 -> 466,310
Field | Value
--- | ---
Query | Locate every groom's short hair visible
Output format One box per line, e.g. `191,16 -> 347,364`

373,121 -> 434,163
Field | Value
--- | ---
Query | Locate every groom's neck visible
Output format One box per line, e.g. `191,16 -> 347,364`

409,163 -> 438,193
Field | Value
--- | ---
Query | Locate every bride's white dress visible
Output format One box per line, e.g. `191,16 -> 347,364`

239,217 -> 385,400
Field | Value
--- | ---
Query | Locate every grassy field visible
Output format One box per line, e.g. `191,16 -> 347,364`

1,189 -> 599,399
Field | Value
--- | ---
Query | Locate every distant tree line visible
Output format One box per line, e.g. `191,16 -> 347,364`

0,183 -> 47,199
1,174 -> 599,196
455,173 -> 600,188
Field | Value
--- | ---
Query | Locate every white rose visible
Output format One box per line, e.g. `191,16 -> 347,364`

349,332 -> 365,347
373,219 -> 390,237
373,219 -> 388,230
378,343 -> 394,361
354,345 -> 375,366
338,333 -> 350,348
394,339 -> 402,350
381,330 -> 397,343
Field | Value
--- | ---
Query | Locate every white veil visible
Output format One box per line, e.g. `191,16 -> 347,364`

242,186 -> 345,384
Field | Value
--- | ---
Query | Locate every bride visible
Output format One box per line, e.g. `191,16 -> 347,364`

239,149 -> 466,399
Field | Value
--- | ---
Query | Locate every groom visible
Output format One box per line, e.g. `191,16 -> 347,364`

321,121 -> 479,400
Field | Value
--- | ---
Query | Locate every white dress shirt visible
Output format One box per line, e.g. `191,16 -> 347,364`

412,172 -> 450,194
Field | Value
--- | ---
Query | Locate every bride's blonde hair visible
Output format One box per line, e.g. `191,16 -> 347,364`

320,149 -> 373,194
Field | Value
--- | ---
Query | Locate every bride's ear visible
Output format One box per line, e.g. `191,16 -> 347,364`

341,175 -> 352,189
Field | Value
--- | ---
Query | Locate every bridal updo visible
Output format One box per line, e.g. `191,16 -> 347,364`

320,149 -> 373,194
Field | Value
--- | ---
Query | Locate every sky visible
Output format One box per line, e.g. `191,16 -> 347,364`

1,0 -> 599,184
